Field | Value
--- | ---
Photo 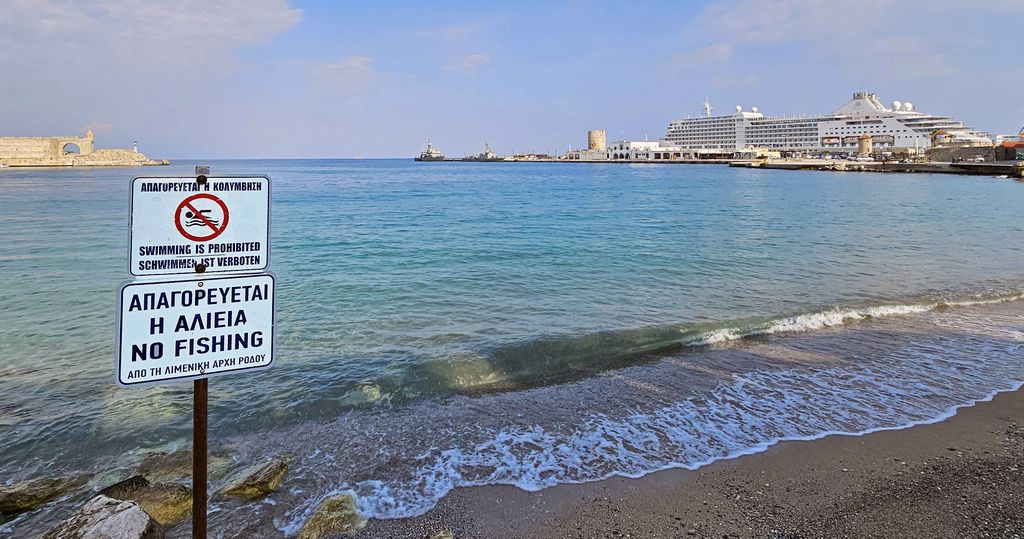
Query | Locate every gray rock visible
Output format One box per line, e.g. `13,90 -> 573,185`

44,495 -> 162,539
220,457 -> 289,499
99,476 -> 150,501
98,476 -> 191,526
298,493 -> 367,539
0,476 -> 85,515
136,449 -> 231,483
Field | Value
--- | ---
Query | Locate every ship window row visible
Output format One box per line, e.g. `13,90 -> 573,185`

669,129 -> 737,134
669,137 -> 739,140
826,129 -> 910,133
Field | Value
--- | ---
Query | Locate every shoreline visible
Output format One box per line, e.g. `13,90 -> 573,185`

429,158 -> 1023,177
358,386 -> 1024,538
5,290 -> 1023,537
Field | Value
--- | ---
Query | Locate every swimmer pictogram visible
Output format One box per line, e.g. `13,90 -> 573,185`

174,193 -> 229,242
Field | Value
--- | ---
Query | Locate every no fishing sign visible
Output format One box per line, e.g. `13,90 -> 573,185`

128,176 -> 270,276
115,274 -> 275,386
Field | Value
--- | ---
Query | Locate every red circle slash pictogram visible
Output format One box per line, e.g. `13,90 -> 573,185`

174,193 -> 229,242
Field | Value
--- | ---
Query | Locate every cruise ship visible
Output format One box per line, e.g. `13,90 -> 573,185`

664,92 -> 991,152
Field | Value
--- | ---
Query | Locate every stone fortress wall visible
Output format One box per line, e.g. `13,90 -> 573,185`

0,130 -> 167,167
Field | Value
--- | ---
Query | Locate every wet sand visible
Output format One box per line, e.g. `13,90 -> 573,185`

360,387 -> 1024,538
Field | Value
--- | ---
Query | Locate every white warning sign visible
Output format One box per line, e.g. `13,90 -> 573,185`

116,274 -> 275,387
129,176 -> 270,277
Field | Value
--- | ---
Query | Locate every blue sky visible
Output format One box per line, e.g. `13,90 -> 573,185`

2,0 -> 1022,158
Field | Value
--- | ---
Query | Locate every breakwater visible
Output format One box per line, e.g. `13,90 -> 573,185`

0,131 -> 168,167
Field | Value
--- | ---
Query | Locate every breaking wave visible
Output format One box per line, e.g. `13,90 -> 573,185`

271,295 -> 1024,528
689,292 -> 1024,346
399,291 -> 1024,396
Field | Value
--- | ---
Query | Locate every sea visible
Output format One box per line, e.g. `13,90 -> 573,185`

2,160 -> 1023,535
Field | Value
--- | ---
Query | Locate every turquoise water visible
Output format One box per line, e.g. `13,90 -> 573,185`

2,161 -> 1024,531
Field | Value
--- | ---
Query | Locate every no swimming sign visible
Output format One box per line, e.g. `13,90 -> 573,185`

129,176 -> 270,276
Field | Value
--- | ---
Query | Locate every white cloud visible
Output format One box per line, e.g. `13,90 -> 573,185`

0,0 -> 301,148
698,0 -> 1024,46
417,18 -> 499,41
81,121 -> 114,134
0,0 -> 302,71
710,73 -> 758,88
695,0 -> 879,43
667,44 -> 732,71
856,37 -> 956,80
444,53 -> 491,74
311,56 -> 379,95
684,0 -> 978,81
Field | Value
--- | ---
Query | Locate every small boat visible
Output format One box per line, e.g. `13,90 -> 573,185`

414,140 -> 445,161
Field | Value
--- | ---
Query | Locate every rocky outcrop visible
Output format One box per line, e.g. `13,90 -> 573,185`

0,476 -> 85,516
220,457 -> 289,499
136,449 -> 231,483
98,476 -> 150,500
98,476 -> 191,526
298,494 -> 367,539
43,495 -> 162,539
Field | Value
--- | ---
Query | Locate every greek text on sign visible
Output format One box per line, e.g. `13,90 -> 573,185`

116,274 -> 275,387
129,176 -> 270,276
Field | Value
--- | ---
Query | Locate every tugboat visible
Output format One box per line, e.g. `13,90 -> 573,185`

414,140 -> 445,161
463,142 -> 504,162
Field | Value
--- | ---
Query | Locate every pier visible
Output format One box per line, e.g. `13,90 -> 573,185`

730,159 -> 1021,177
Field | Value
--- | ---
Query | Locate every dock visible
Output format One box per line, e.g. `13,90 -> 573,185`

730,159 -> 1021,177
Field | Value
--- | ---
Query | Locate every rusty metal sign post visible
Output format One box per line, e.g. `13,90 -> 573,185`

193,377 -> 208,537
117,166 -> 275,539
191,159 -> 208,536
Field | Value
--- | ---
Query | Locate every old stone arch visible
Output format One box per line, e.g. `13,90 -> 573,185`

51,131 -> 94,158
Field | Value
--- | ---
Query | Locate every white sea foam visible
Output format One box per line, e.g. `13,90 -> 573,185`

267,296 -> 1024,532
324,321 -> 1024,521
687,292 -> 1024,346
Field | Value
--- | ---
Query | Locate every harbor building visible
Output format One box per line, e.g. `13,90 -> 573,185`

567,139 -> 691,161
665,92 -> 992,152
995,128 -> 1024,161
